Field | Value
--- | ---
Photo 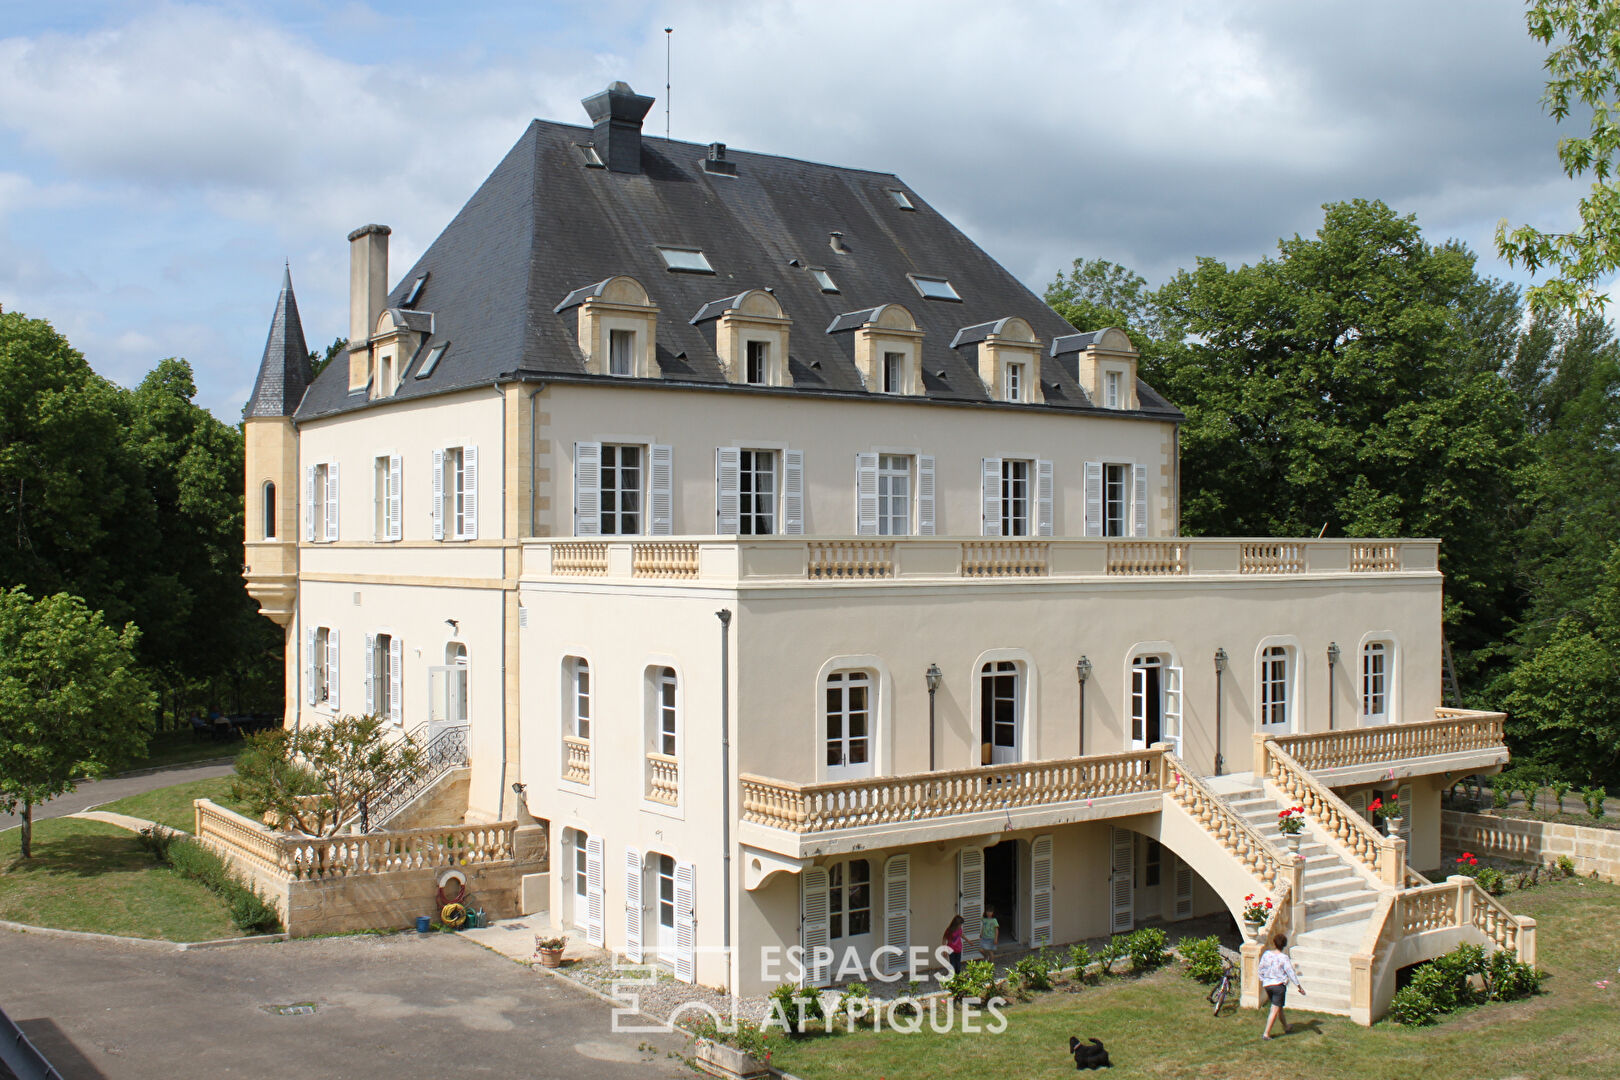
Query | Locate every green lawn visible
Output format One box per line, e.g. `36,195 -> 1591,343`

768,876 -> 1620,1080
99,775 -> 254,833
0,817 -> 238,941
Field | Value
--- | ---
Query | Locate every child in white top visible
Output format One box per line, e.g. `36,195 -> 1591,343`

1259,933 -> 1305,1040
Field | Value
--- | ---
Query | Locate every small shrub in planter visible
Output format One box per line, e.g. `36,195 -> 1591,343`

767,982 -> 826,1034
1179,935 -> 1225,985
1125,927 -> 1170,972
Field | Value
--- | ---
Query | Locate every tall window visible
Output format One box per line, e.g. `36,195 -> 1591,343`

739,450 -> 776,535
1260,646 -> 1291,729
1105,370 -> 1122,409
1001,460 -> 1030,536
574,831 -> 590,899
657,854 -> 676,934
1362,643 -> 1389,723
877,454 -> 911,535
262,481 -> 276,539
445,641 -> 468,724
570,658 -> 591,739
824,671 -> 871,774
1004,361 -> 1026,402
608,329 -> 634,376
373,633 -> 393,718
979,660 -> 1020,764
314,626 -> 332,704
882,352 -> 905,393
654,666 -> 677,756
443,448 -> 468,538
745,341 -> 769,385
313,462 -> 334,542
600,444 -> 642,534
828,859 -> 872,939
1103,464 -> 1128,536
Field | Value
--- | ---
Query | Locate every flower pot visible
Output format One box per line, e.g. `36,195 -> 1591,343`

1385,816 -> 1404,837
537,947 -> 564,968
1244,920 -> 1265,941
695,1038 -> 770,1080
1285,833 -> 1302,855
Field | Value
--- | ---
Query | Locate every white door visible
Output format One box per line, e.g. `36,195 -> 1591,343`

1259,646 -> 1292,733
1109,827 -> 1134,934
1361,643 -> 1390,726
652,855 -> 676,963
825,671 -> 874,781
981,661 -> 1020,764
1130,663 -> 1150,750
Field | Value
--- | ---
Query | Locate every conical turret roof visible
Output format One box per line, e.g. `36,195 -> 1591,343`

244,265 -> 312,418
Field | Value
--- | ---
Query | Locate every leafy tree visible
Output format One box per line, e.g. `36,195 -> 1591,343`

1497,0 -> 1620,314
0,587 -> 155,858
232,715 -> 423,836
309,337 -> 347,379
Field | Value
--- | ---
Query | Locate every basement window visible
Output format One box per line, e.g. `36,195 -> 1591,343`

809,267 -> 839,293
415,342 -> 448,379
909,275 -> 961,302
657,246 -> 715,274
888,189 -> 916,211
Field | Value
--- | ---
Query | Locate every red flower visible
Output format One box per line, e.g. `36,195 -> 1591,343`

1264,900 -> 1273,909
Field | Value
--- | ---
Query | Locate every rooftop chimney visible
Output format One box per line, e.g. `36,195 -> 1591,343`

582,81 -> 655,174
703,142 -> 737,176
347,223 -> 390,390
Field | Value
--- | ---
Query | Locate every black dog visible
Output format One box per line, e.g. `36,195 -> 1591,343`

1069,1036 -> 1111,1070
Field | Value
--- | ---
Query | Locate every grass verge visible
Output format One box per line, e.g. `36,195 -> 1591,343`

100,775 -> 253,833
116,730 -> 243,773
767,876 -> 1620,1080
0,817 -> 237,941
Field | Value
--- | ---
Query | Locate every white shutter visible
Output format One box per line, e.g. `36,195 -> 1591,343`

1132,463 -> 1149,538
1130,666 -> 1148,748
364,633 -> 376,714
1398,782 -> 1413,845
649,444 -> 674,535
623,848 -> 643,964
782,449 -> 804,535
389,636 -> 403,725
957,846 -> 984,954
325,462 -> 339,542
1110,826 -> 1134,934
1164,666 -> 1184,757
585,836 -> 605,947
462,445 -> 479,539
1030,835 -> 1054,946
304,466 -> 316,542
388,455 -> 402,540
1174,855 -> 1194,919
980,458 -> 1002,537
715,447 -> 741,534
674,861 -> 697,983
1348,790 -> 1369,822
432,449 -> 445,540
916,454 -> 936,536
326,629 -> 340,712
1083,461 -> 1103,536
801,867 -> 831,987
1035,459 -> 1054,536
574,442 -> 602,536
855,452 -> 879,535
304,627 -> 317,705
883,854 -> 911,976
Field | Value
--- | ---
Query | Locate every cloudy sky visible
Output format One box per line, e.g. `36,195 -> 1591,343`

0,1 -> 1586,420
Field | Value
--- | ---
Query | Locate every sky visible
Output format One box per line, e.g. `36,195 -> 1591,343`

0,0 -> 1591,421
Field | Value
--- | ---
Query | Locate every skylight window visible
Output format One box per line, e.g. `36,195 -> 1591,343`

403,273 -> 428,307
415,342 -> 448,379
909,275 -> 961,302
657,246 -> 715,274
809,267 -> 839,293
888,189 -> 916,210
575,143 -> 605,168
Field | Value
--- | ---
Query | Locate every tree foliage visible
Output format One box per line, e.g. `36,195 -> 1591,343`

0,587 -> 156,857
1497,0 -> 1620,314
232,715 -> 423,836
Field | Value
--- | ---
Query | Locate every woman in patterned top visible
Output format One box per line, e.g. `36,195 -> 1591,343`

1258,933 -> 1305,1039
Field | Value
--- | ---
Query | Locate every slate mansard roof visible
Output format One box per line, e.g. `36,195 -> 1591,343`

292,114 -> 1180,421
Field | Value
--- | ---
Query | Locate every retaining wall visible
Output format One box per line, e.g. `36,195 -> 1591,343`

1442,809 -> 1620,883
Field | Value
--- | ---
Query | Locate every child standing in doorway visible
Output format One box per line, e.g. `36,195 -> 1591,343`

980,905 -> 1001,964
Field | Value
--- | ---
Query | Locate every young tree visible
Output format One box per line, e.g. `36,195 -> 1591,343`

0,587 -> 156,858
232,715 -> 423,836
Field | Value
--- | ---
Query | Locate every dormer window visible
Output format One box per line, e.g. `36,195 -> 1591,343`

657,246 -> 714,274
379,353 -> 396,395
609,329 -> 634,376
403,273 -> 428,307
1106,370 -> 1121,409
809,267 -> 839,293
1004,361 -> 1026,402
909,274 -> 961,302
888,189 -> 916,211
745,341 -> 770,385
883,352 -> 905,394
416,342 -> 448,379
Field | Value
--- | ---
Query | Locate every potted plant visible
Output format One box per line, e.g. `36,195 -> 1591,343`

1275,805 -> 1307,854
1240,894 -> 1273,938
693,1019 -> 772,1080
1369,793 -> 1402,836
533,935 -> 568,968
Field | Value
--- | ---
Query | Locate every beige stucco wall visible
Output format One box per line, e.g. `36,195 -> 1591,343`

534,382 -> 1179,538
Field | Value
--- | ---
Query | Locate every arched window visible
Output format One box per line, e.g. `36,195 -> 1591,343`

263,481 -> 277,539
1259,645 -> 1292,731
1361,642 -> 1390,725
979,661 -> 1022,764
824,670 -> 873,780
569,658 -> 590,740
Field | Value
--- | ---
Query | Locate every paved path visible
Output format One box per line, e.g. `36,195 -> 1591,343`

0,759 -> 235,834
0,927 -> 689,1079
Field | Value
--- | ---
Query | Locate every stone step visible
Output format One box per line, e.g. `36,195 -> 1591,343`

1304,882 -> 1378,907
1306,903 -> 1378,932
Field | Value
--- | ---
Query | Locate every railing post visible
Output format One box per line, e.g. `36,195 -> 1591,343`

1381,837 -> 1406,888
1288,856 -> 1307,938
1447,874 -> 1472,928
1239,941 -> 1262,1009
1251,732 -> 1270,778
1514,916 -> 1537,964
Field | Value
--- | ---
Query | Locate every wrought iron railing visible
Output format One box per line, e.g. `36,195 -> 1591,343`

366,723 -> 470,830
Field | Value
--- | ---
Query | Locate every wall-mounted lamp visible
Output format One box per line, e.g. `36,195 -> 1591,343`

1075,656 -> 1092,757
1213,648 -> 1228,775
1327,641 -> 1342,731
926,663 -> 943,770
510,781 -> 527,796
445,618 -> 460,634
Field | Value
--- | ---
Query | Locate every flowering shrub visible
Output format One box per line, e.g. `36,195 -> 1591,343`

1241,894 -> 1274,923
1454,852 -> 1506,894
1276,806 -> 1307,835
1369,794 -> 1401,821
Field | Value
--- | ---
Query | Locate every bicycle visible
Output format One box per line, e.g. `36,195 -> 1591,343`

1208,957 -> 1238,1017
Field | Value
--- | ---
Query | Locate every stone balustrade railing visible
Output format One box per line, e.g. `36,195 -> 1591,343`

1259,738 -> 1402,885
1240,875 -> 1298,1008
1270,709 -> 1506,772
564,737 -> 592,785
740,749 -> 1163,834
1400,880 -> 1461,934
196,798 -> 285,873
1163,749 -> 1292,894
646,752 -> 680,805
521,536 -> 1439,585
